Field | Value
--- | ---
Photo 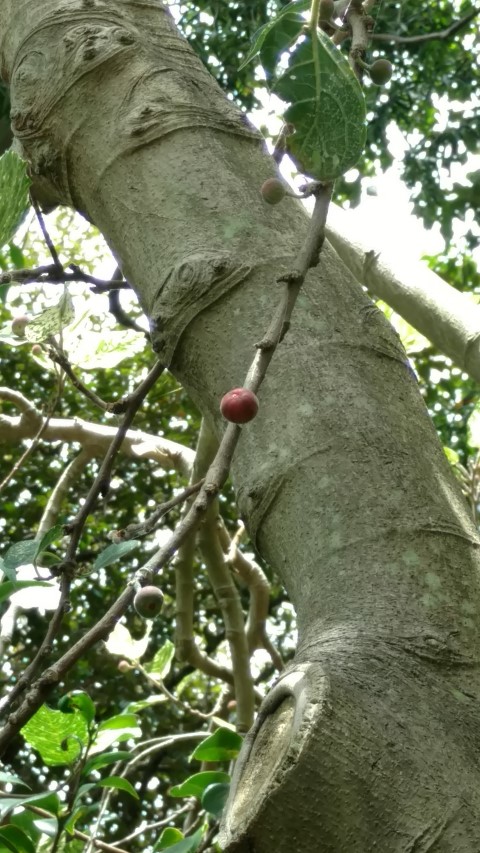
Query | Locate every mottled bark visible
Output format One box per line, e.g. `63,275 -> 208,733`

1,1 -> 480,850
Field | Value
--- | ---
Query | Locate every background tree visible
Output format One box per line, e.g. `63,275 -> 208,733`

0,1 -> 479,852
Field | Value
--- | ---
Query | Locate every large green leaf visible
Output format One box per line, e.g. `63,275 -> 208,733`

274,31 -> 366,180
0,824 -> 36,853
190,727 -> 242,762
21,706 -> 89,766
0,151 -> 30,249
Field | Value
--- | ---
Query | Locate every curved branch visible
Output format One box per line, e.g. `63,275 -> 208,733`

372,10 -> 478,44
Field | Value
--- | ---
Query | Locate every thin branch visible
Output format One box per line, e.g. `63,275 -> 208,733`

64,357 -> 166,557
0,263 -> 127,290
371,10 -> 478,44
30,195 -> 62,268
116,479 -> 205,540
47,343 -> 110,411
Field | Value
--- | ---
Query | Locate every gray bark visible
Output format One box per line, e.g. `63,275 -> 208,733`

2,1 -> 480,850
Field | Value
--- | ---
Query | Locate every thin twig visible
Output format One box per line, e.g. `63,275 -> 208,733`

372,10 -> 478,44
64,358 -> 166,557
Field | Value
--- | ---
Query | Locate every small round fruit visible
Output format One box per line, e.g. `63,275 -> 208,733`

369,59 -> 393,85
318,0 -> 334,21
118,660 -> 131,673
11,315 -> 30,338
134,585 -> 164,619
260,178 -> 286,205
31,344 -> 43,356
220,388 -> 259,424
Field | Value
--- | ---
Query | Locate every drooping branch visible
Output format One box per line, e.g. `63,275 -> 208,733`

325,204 -> 480,381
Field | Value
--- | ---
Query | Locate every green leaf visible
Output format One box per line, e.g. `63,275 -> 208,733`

190,727 -> 243,762
3,540 -> 39,573
24,291 -> 74,343
0,151 -> 30,249
91,713 -> 141,754
125,695 -> 167,713
63,804 -> 97,836
93,540 -> 138,570
21,706 -> 89,766
239,0 -> 309,71
153,827 -> 203,853
0,772 -> 29,790
35,524 -> 64,558
0,792 -> 60,822
274,31 -> 366,180
201,782 -> 230,817
9,812 -> 41,846
64,691 -> 96,725
0,824 -> 36,853
95,776 -> 139,800
169,771 -> 230,799
97,713 -> 140,732
82,750 -> 132,777
155,828 -> 184,850
144,640 -> 175,681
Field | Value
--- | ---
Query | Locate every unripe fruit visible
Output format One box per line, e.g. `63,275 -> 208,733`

11,315 -> 30,338
260,178 -> 286,205
220,388 -> 259,424
118,660 -> 131,673
134,585 -> 164,619
31,344 -> 43,356
369,59 -> 393,85
318,0 -> 334,21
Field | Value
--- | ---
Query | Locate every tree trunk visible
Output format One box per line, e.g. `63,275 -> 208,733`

2,1 -> 480,850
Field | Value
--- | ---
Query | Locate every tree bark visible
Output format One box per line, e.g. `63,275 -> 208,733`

2,1 -> 480,850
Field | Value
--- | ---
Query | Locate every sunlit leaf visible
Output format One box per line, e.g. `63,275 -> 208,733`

104,621 -> 152,661
21,706 -> 89,766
